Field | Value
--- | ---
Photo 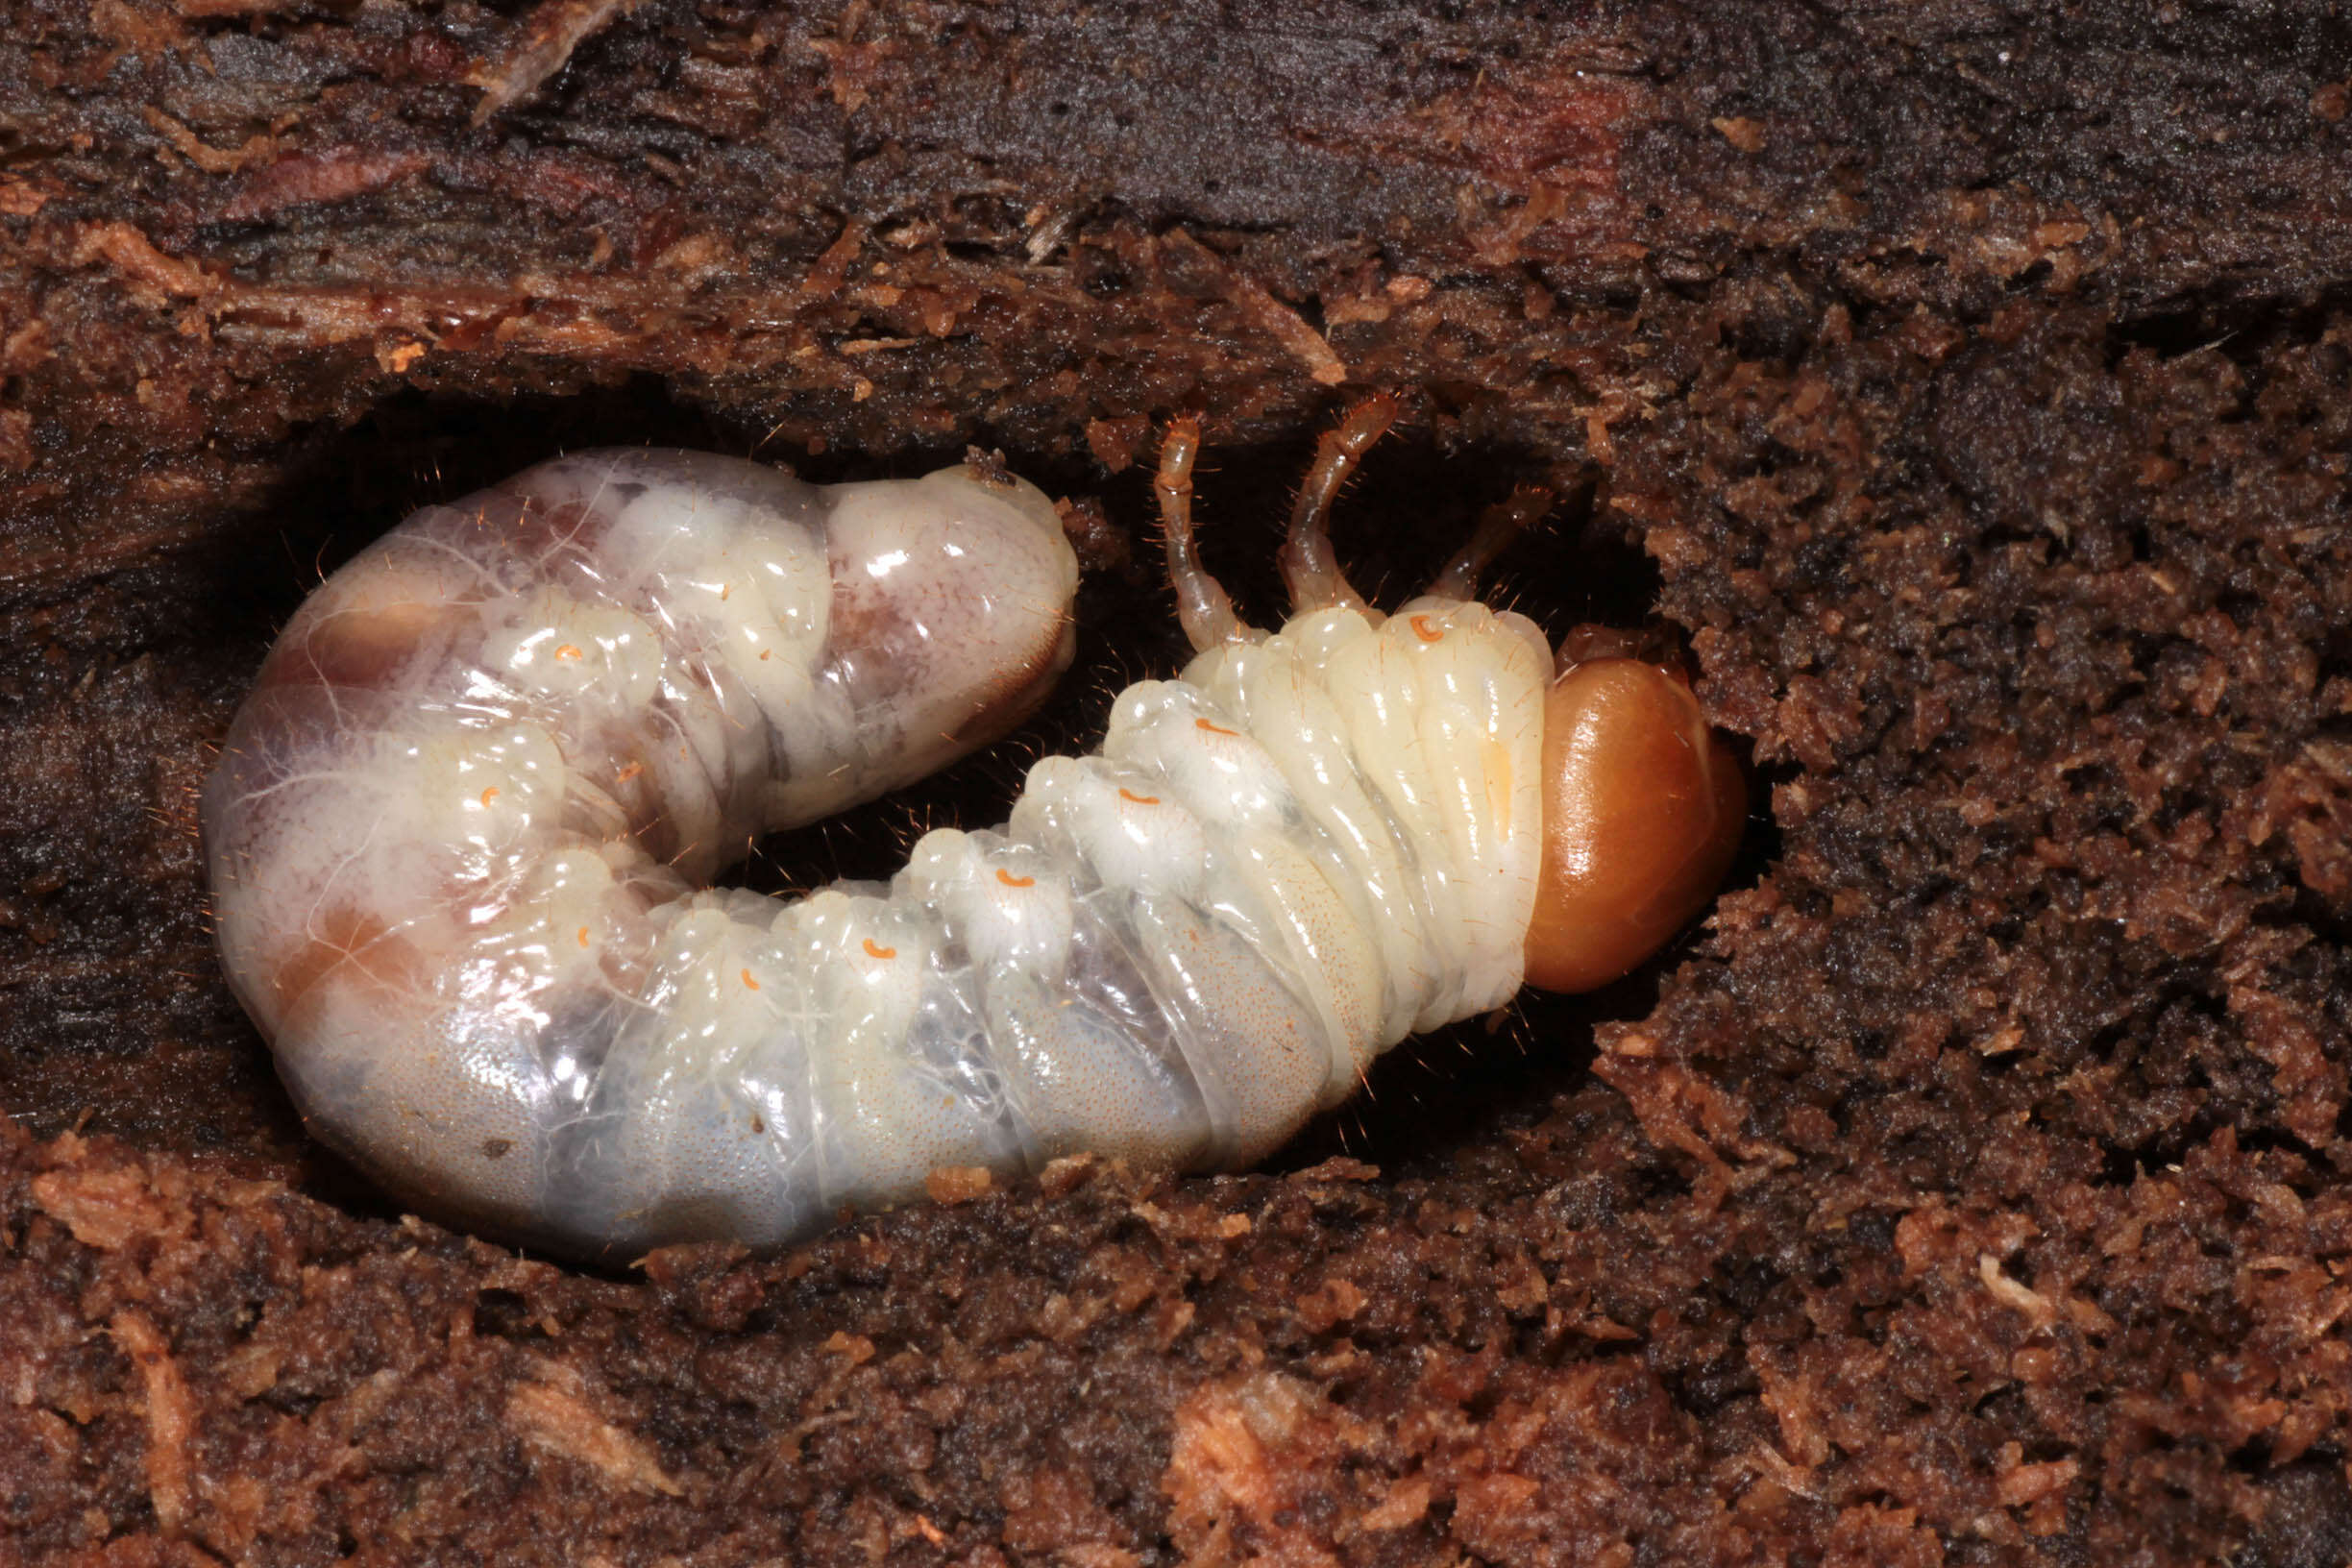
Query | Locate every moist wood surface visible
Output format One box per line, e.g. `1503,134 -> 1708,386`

5,1 -> 2352,1562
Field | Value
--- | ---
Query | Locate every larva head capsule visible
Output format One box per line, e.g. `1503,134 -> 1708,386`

1521,652 -> 1746,994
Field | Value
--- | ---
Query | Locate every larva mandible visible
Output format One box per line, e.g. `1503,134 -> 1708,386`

203,401 -> 1742,1262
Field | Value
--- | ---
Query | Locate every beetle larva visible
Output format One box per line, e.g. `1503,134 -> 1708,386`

204,406 -> 1740,1262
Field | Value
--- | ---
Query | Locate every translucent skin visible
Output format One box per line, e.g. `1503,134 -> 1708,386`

1521,657 -> 1745,994
203,450 -> 1080,1255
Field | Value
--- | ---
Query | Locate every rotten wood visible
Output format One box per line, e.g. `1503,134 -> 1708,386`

5,2 -> 2352,1564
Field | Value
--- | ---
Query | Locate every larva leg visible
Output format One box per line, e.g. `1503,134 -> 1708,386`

1278,392 -> 1396,618
1155,415 -> 1259,651
1427,486 -> 1553,601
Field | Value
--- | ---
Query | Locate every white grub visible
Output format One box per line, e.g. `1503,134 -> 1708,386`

204,440 -> 1551,1262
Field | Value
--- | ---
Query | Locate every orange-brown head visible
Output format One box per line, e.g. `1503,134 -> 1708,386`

1522,651 -> 1745,993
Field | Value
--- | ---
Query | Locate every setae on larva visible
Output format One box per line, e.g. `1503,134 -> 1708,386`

203,402 -> 1741,1262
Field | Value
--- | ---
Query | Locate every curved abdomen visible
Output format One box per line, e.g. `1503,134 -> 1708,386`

204,450 -> 1079,1254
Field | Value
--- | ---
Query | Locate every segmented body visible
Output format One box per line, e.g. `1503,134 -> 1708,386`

205,446 -> 1549,1261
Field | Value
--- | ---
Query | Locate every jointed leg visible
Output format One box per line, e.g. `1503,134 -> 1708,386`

1427,485 -> 1553,601
1280,393 -> 1397,617
1157,416 -> 1257,651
